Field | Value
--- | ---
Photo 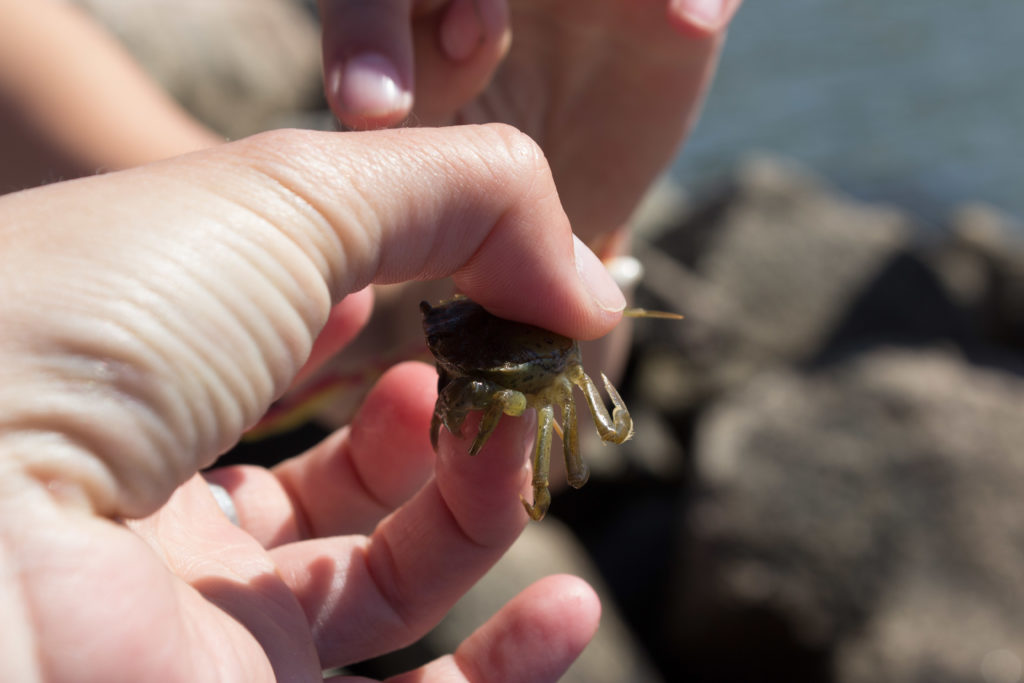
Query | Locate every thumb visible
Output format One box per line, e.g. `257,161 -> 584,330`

0,124 -> 623,519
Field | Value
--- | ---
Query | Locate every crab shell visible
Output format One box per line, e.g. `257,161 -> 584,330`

420,298 -> 633,521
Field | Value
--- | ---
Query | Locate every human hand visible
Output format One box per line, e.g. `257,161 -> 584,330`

0,0 -> 223,194
319,0 -> 744,245
0,125 -> 622,681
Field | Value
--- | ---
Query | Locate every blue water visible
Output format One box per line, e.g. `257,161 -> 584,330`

672,1 -> 1024,229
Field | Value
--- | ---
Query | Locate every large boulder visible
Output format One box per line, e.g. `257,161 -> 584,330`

675,349 -> 1024,682
632,157 -> 920,413
929,203 -> 1024,352
618,160 -> 1024,680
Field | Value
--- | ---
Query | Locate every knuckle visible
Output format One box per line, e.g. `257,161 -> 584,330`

482,122 -> 547,171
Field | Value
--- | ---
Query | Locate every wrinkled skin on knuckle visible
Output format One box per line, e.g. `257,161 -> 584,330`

477,123 -> 553,196
223,129 -> 375,298
0,149 -> 332,518
0,271 -> 301,518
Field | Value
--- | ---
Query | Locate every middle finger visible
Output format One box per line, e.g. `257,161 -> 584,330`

206,361 -> 438,546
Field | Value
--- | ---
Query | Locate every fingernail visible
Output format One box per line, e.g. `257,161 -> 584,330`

573,235 -> 626,313
671,0 -> 725,27
330,52 -> 412,118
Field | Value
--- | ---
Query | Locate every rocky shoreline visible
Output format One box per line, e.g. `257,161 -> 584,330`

585,158 -> 1024,682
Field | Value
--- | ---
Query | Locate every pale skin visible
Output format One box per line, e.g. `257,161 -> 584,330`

0,2 -> 743,679
0,124 -> 623,682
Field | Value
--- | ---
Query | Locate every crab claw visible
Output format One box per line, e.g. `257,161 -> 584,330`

521,489 -> 551,521
600,373 -> 634,443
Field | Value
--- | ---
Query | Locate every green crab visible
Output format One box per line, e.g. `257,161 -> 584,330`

420,297 -> 679,521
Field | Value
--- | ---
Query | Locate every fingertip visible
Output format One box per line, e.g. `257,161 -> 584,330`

530,573 -> 603,643
668,0 -> 743,36
326,53 -> 414,129
434,410 -> 534,544
454,574 -> 602,683
350,360 -> 437,450
319,0 -> 416,129
347,361 -> 439,506
323,286 -> 375,344
573,235 -> 627,317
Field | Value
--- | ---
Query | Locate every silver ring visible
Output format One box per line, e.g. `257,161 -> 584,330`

607,255 -> 644,290
207,482 -> 240,526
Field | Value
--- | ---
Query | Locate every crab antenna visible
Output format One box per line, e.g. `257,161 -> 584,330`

622,308 -> 683,319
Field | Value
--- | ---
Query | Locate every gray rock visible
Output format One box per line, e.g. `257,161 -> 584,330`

938,203 -> 1024,350
634,156 -> 917,412
680,348 -> 1024,682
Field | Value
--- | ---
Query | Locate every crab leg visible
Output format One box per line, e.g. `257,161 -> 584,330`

522,403 -> 554,521
560,386 -> 589,489
431,378 -> 525,453
570,365 -> 634,444
470,389 -> 526,455
431,376 -> 475,450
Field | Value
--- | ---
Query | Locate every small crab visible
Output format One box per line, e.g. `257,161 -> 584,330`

421,297 -> 679,521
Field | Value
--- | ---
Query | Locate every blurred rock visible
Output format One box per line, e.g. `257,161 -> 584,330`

601,158 -> 1024,681
674,348 -> 1024,682
72,0 -> 323,138
938,203 -> 1024,350
633,156 -> 918,413
630,175 -> 691,243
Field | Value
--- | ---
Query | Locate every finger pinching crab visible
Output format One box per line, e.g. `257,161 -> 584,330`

420,297 -> 680,521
